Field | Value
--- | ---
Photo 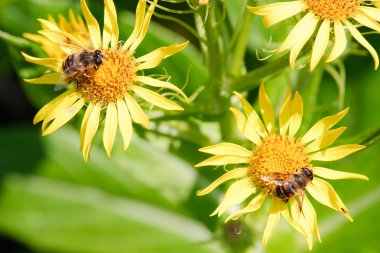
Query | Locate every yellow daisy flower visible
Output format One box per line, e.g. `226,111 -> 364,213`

248,1 -> 380,70
196,84 -> 368,249
22,0 -> 189,161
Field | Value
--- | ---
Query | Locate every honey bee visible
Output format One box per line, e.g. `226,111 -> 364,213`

262,167 -> 313,203
62,49 -> 105,81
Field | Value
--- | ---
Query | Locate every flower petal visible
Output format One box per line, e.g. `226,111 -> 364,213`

195,155 -> 249,167
24,72 -> 65,85
359,6 -> 380,22
80,103 -> 95,151
122,0 -> 146,50
303,196 -> 321,243
259,84 -> 275,134
313,167 -> 369,181
117,99 -> 133,150
197,168 -> 247,196
37,18 -> 60,31
288,92 -> 303,137
310,19 -> 330,71
353,11 -> 380,33
302,107 -> 349,143
233,91 -> 267,138
80,0 -> 101,49
307,177 -> 352,221
103,102 -> 118,158
281,200 -> 309,242
326,20 -> 347,63
135,42 -> 189,70
103,0 -> 119,48
278,12 -> 318,52
309,144 -> 365,161
81,103 -> 101,161
132,85 -> 183,110
230,107 -> 261,145
134,76 -> 189,102
22,52 -> 61,71
211,178 -> 256,217
199,142 -> 252,157
305,127 -> 346,153
225,192 -> 267,222
263,198 -> 281,246
344,20 -> 379,70
124,93 -> 150,128
279,87 -> 291,135
129,0 -> 158,52
38,30 -> 86,52
42,98 -> 85,136
248,1 -> 307,27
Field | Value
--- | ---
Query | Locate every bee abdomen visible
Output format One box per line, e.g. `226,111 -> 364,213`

62,54 -> 77,75
276,181 -> 297,200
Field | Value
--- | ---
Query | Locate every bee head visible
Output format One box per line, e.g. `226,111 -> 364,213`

301,167 -> 313,181
94,50 -> 105,66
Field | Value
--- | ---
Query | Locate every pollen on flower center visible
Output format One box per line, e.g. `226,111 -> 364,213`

303,0 -> 362,20
247,135 -> 311,195
78,49 -> 136,104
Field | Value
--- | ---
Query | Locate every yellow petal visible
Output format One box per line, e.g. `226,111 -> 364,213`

288,92 -> 303,137
233,91 -> 267,138
225,192 -> 267,222
302,107 -> 349,143
263,198 -> 281,246
278,12 -> 317,52
132,85 -> 183,111
359,6 -> 380,22
211,178 -> 256,217
38,30 -> 86,52
326,20 -> 347,63
37,18 -> 60,31
279,87 -> 291,135
309,144 -> 365,161
24,72 -> 65,85
103,102 -> 118,158
117,99 -> 133,150
80,103 -> 95,151
310,19 -> 330,71
344,20 -> 379,70
281,202 -> 309,242
303,196 -> 321,243
305,127 -> 346,153
42,98 -> 85,136
33,88 -> 76,124
259,84 -> 275,134
230,107 -> 261,145
129,0 -> 158,52
307,177 -> 352,221
135,41 -> 189,70
198,142 -> 252,157
312,167 -> 369,181
124,93 -> 150,128
195,155 -> 249,167
122,0 -> 146,50
22,52 -> 61,71
103,0 -> 119,49
134,76 -> 189,102
197,168 -> 247,196
80,0 -> 101,49
353,11 -> 380,33
81,103 -> 101,161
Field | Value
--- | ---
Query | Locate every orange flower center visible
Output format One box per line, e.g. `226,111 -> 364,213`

303,0 -> 362,20
78,49 -> 136,104
247,135 -> 311,195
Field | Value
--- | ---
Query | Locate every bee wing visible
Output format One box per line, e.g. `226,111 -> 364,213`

38,29 -> 87,53
261,172 -> 289,185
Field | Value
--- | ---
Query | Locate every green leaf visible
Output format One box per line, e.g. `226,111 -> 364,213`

0,175 -> 224,253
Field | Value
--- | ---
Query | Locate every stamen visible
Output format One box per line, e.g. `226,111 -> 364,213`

303,0 -> 362,20
78,49 -> 136,104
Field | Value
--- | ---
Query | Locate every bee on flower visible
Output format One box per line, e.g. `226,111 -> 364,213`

22,0 -> 189,161
196,84 -> 368,250
249,0 -> 380,71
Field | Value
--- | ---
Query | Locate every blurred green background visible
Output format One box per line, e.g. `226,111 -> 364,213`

0,0 -> 380,252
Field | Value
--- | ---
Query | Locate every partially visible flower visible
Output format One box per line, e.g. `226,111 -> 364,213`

22,0 -> 189,161
249,1 -> 380,70
196,84 -> 367,249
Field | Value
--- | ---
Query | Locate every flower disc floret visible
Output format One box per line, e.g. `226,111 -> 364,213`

304,0 -> 361,20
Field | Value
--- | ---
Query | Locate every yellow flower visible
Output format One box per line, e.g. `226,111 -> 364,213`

248,1 -> 380,71
22,0 -> 189,161
196,84 -> 368,250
